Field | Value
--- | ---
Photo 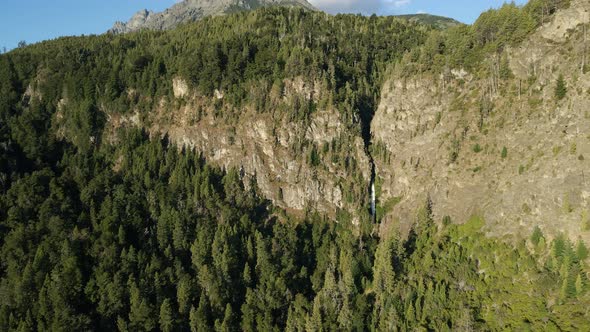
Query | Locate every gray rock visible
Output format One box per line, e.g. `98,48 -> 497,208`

109,0 -> 316,34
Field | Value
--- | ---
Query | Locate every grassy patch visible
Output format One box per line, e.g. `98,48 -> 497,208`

376,196 -> 402,223
472,143 -> 483,153
457,215 -> 485,235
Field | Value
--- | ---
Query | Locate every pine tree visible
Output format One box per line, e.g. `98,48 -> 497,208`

576,274 -> 585,296
189,306 -> 199,332
552,234 -> 567,260
576,240 -> 589,261
220,304 -> 234,332
159,299 -> 174,332
285,295 -> 309,332
337,297 -> 353,331
240,290 -> 256,332
128,282 -> 156,331
561,277 -> 576,300
538,236 -> 547,252
243,263 -> 252,286
177,277 -> 193,315
306,297 -> 323,332
191,295 -> 210,332
530,226 -> 543,246
555,74 -> 567,100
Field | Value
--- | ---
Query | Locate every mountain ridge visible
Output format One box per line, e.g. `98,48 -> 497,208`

109,0 -> 462,34
395,13 -> 462,29
109,0 -> 317,34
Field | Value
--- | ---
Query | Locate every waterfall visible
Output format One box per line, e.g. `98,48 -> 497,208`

370,181 -> 376,220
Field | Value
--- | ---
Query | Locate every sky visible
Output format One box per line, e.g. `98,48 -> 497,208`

0,0 -> 528,51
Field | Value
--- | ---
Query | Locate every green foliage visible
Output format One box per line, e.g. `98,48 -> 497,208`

501,146 -> 508,159
449,137 -> 461,163
0,121 -> 588,329
159,299 -> 174,332
531,226 -> 543,245
577,240 -> 589,261
472,143 -> 482,153
555,74 -> 567,101
401,0 -> 570,75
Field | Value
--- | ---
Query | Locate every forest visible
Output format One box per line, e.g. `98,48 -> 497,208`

1,0 -> 589,330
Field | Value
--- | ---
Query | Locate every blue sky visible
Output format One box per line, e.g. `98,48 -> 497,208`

0,0 -> 528,51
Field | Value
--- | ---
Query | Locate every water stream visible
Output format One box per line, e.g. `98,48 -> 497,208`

370,175 -> 376,222
358,88 -> 378,223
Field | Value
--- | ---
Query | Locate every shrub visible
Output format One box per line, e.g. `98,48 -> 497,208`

472,143 -> 482,153
530,226 -> 543,245
555,74 -> 567,100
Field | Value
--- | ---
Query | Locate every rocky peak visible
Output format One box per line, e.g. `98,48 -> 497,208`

109,0 -> 316,34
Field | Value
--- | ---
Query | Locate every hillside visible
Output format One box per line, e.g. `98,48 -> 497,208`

1,0 -> 590,330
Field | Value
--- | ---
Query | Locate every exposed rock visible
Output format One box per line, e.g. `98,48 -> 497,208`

107,78 -> 370,217
110,9 -> 155,34
372,8 -> 590,241
538,0 -> 590,43
173,78 -> 189,98
109,0 -> 316,34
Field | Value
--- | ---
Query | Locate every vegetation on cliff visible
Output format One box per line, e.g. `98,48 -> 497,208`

399,0 -> 571,75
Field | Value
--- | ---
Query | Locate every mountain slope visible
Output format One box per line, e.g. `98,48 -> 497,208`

109,0 -> 316,33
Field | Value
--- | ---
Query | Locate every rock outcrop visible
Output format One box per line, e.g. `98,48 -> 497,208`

107,77 -> 371,221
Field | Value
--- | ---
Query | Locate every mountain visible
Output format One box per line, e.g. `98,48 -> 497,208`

109,0 -> 316,33
396,13 -> 462,29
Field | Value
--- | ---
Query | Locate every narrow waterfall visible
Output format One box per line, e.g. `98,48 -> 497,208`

369,159 -> 376,223
357,86 -> 378,224
370,180 -> 376,220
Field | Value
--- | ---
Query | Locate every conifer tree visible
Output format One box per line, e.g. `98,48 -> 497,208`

555,74 -> 567,100
159,299 -> 174,332
577,240 -> 589,261
530,226 -> 543,246
576,274 -> 585,296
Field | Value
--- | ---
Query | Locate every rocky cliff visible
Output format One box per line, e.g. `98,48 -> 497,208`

63,1 -> 590,244
105,77 -> 372,223
372,0 -> 590,241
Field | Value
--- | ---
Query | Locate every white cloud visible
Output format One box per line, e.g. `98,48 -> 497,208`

309,0 -> 412,15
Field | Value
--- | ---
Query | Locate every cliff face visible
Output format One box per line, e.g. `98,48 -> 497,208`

372,1 -> 590,241
70,1 -> 590,242
103,1 -> 590,241
106,77 -> 371,222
